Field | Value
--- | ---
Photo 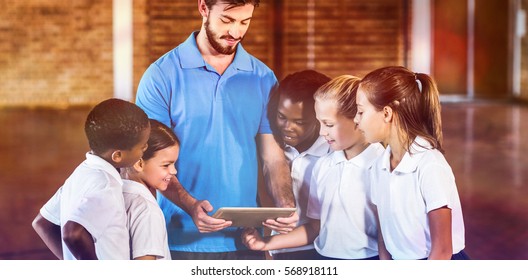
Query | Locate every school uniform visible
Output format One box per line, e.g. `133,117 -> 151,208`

40,152 -> 129,260
307,143 -> 384,259
270,136 -> 330,259
370,136 -> 466,260
122,180 -> 171,260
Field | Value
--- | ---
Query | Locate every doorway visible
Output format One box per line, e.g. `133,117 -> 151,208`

429,0 -> 513,99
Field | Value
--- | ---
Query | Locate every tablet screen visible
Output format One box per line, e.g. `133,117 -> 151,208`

212,207 -> 297,227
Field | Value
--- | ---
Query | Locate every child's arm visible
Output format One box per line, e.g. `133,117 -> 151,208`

134,255 -> 156,260
427,206 -> 453,260
32,213 -> 63,260
375,209 -> 392,260
62,221 -> 98,260
242,219 -> 320,251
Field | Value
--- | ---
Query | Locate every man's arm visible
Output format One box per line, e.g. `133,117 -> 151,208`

257,134 -> 295,207
62,221 -> 97,260
242,219 -> 320,251
257,134 -> 298,232
32,213 -> 63,260
136,66 -> 231,233
160,176 -> 231,233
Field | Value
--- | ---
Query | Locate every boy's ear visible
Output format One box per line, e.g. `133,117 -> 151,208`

111,150 -> 123,163
133,158 -> 144,172
383,106 -> 393,123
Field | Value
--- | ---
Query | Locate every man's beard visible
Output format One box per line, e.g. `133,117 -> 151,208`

204,18 -> 243,55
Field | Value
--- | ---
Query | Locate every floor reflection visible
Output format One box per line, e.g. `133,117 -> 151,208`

442,101 -> 528,260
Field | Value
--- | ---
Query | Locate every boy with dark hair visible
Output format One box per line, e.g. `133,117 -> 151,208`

32,98 -> 150,260
269,70 -> 331,151
264,70 -> 332,259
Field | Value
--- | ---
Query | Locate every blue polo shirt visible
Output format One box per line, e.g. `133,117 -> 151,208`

136,32 -> 277,252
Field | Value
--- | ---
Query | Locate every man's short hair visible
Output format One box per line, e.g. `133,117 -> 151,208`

85,98 -> 149,154
204,0 -> 260,10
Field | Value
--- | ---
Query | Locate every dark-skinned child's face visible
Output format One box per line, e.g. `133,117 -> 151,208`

276,94 -> 318,153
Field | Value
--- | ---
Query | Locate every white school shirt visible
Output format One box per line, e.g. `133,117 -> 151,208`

270,136 -> 330,255
40,152 -> 129,260
307,143 -> 384,259
122,180 -> 171,260
370,136 -> 465,260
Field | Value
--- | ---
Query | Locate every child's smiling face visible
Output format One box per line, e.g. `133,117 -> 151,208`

276,95 -> 318,150
141,145 -> 179,192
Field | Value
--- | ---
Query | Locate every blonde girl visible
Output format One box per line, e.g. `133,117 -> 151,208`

354,66 -> 468,260
243,75 -> 384,260
121,119 -> 180,260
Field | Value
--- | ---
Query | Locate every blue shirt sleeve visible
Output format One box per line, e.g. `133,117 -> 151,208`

135,63 -> 172,128
258,72 -> 278,135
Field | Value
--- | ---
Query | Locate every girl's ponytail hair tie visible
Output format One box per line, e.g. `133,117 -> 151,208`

414,73 -> 422,93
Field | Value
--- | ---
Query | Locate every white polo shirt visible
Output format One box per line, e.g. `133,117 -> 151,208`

370,137 -> 465,259
307,143 -> 384,259
123,180 -> 171,260
40,152 -> 129,260
270,136 -> 330,255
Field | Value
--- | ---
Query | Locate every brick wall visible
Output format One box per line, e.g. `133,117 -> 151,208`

1,0 -> 410,107
279,0 -> 409,80
522,0 -> 528,101
133,0 -> 149,101
5,0 -> 523,106
0,0 -> 113,107
135,0 -> 409,88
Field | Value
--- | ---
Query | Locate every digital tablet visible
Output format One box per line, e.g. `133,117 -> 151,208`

211,207 -> 297,228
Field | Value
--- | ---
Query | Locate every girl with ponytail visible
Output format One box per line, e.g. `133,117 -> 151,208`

354,66 -> 468,260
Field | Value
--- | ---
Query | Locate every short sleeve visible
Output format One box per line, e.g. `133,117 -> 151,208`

135,63 -> 172,128
419,163 -> 457,213
67,187 -> 121,240
129,200 -> 169,260
368,166 -> 379,207
306,159 -> 323,219
40,187 -> 62,225
257,73 -> 278,135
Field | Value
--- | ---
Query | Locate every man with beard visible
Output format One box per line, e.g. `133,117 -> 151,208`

135,0 -> 297,260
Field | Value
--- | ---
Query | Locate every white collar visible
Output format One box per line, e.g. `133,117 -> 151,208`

380,136 -> 433,173
330,143 -> 383,168
284,136 -> 331,158
85,152 -> 123,186
122,179 -> 155,199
